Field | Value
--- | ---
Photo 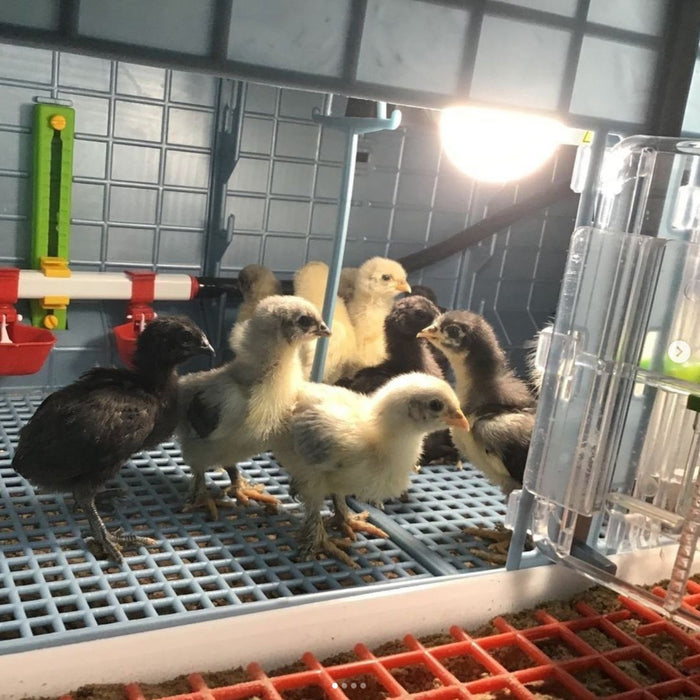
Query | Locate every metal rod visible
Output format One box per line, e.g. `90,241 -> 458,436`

311,128 -> 359,381
308,105 -> 402,382
505,488 -> 535,570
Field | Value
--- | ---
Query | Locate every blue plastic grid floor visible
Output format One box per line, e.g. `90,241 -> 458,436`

0,391 -> 509,654
366,464 -> 511,572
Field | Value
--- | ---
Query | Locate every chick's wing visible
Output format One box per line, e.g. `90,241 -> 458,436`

289,385 -> 366,468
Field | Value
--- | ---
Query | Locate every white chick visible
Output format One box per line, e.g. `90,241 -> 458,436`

176,295 -> 330,518
345,257 -> 411,369
236,264 -> 281,324
294,261 -> 358,383
270,373 -> 469,567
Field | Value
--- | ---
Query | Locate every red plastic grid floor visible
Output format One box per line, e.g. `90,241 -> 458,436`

56,581 -> 700,700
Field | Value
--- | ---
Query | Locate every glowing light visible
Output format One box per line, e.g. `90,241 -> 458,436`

440,106 -> 566,183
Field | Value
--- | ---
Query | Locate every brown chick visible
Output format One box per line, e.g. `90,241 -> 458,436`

418,310 -> 536,494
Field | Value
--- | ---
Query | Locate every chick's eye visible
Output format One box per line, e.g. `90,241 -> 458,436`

445,324 -> 461,339
428,399 -> 444,412
297,314 -> 314,329
381,273 -> 392,281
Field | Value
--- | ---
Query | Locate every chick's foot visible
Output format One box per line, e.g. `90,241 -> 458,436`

86,528 -> 158,563
300,532 -> 358,569
330,510 -> 388,541
224,475 -> 279,511
182,492 -> 228,520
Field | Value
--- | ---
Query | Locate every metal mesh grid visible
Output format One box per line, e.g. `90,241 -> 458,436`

0,391 -> 433,653
368,464 -> 511,572
55,580 -> 700,700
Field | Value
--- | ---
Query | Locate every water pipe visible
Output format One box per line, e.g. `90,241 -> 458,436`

309,100 -> 402,381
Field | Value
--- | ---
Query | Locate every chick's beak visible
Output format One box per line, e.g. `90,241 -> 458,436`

443,409 -> 469,431
315,323 -> 331,337
417,325 -> 439,341
199,336 -> 216,355
396,280 -> 411,293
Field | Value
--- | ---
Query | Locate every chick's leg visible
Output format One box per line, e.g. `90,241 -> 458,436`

79,495 -> 156,563
182,468 -> 222,520
223,465 -> 279,511
329,494 -> 388,541
299,497 -> 358,569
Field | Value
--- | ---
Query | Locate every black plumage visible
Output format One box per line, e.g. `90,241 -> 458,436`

339,295 -> 442,393
407,285 -> 450,375
338,295 -> 459,464
419,310 -> 537,491
12,316 -> 214,562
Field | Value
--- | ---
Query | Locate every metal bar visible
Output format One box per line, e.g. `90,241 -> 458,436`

0,23 -> 656,133
310,127 -> 358,381
309,105 -> 402,381
58,0 -> 79,38
211,0 -> 233,62
456,0 -> 485,97
557,0 -> 590,114
342,0 -> 367,83
505,488 -> 535,570
398,179 -> 577,272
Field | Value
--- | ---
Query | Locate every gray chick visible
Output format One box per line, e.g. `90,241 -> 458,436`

419,310 -> 536,494
176,295 -> 330,518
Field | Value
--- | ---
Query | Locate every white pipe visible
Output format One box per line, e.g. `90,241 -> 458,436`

16,270 -> 198,301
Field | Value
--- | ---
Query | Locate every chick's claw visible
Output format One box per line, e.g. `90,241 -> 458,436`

331,510 -> 388,541
300,534 -> 358,569
86,529 -> 158,563
224,476 -> 279,512
182,493 -> 230,521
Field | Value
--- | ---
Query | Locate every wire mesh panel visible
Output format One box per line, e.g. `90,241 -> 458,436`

0,391 -> 433,654
369,464 -> 513,571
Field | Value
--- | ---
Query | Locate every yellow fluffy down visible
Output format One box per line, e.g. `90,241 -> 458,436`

293,261 -> 358,383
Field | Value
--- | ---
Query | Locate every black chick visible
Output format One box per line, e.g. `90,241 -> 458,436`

419,310 -> 536,493
339,295 -> 442,393
407,285 -> 450,376
339,295 -> 459,466
12,316 -> 214,562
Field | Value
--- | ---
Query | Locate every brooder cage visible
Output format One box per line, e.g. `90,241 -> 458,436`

0,1 -> 699,699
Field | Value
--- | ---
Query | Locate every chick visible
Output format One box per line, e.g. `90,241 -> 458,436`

12,316 -> 214,562
236,264 -> 281,324
408,285 -> 450,376
294,261 -> 358,383
340,295 -> 442,394
338,267 -> 358,303
418,310 -> 536,494
409,284 -> 439,307
345,257 -> 411,369
270,373 -> 468,567
176,296 -> 329,518
340,295 -> 459,469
